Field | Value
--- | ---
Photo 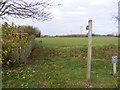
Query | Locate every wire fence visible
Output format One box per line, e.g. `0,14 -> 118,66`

10,35 -> 35,64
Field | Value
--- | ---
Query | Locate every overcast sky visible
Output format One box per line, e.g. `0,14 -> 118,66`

3,0 -> 119,36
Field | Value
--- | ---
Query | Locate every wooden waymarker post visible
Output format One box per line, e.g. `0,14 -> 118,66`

112,56 -> 118,75
86,20 -> 92,80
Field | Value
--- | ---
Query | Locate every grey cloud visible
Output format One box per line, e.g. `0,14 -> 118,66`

4,0 -> 119,36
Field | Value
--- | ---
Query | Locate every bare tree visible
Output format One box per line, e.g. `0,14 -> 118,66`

0,0 -> 59,21
115,16 -> 120,21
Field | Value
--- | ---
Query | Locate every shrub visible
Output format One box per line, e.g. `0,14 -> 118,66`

17,25 -> 41,37
92,44 -> 118,60
58,45 -> 118,60
2,22 -> 28,69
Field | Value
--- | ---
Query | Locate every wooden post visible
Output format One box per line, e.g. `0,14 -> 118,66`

86,20 -> 92,80
0,26 -> 2,68
0,26 -> 2,90
113,63 -> 117,75
16,47 -> 19,63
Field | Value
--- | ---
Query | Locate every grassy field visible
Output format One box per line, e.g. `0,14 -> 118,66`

35,37 -> 118,48
2,37 -> 118,88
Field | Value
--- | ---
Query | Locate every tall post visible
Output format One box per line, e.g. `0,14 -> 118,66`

80,26 -> 82,35
86,20 -> 92,80
0,25 -> 2,90
118,1 -> 120,35
118,1 -> 120,87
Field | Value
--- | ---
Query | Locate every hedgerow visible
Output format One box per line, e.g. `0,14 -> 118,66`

2,22 -> 31,69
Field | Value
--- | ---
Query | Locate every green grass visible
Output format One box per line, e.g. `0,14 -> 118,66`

36,37 -> 118,48
2,58 -> 117,88
2,37 -> 118,88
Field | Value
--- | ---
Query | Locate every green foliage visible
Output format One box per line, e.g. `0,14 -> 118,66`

2,22 -> 28,69
17,25 -> 41,36
2,22 -> 17,34
92,45 -> 118,59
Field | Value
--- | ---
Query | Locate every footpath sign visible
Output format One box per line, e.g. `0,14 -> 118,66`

112,56 -> 118,63
112,56 -> 118,75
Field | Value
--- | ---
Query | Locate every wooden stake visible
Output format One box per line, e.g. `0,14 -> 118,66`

113,63 -> 117,75
86,20 -> 92,80
0,25 -> 2,90
0,26 -> 2,68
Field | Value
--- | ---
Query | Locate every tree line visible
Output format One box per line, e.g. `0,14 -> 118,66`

2,22 -> 41,37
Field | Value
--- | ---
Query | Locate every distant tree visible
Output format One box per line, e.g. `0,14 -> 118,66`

17,25 -> 40,35
36,32 -> 41,37
44,35 -> 49,37
107,34 -> 114,37
92,33 -> 95,36
0,0 -> 60,21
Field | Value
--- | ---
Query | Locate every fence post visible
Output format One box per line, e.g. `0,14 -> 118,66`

0,26 -> 2,90
13,35 -> 35,65
86,20 -> 92,80
23,46 -> 25,64
16,47 -> 19,63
